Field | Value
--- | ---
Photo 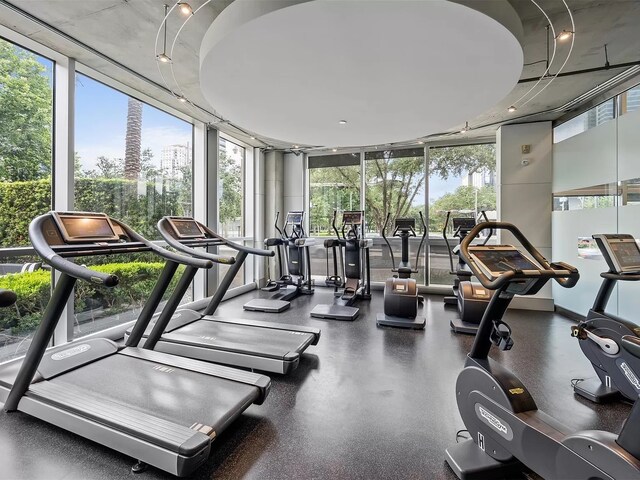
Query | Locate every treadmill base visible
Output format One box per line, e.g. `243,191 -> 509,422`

310,304 -> 359,321
377,314 -> 425,330
243,299 -> 290,313
450,318 -> 479,335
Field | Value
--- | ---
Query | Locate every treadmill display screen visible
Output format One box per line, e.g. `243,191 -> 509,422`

343,211 -> 363,225
472,249 -> 539,273
58,215 -> 118,242
170,219 -> 204,239
286,211 -> 304,225
610,241 -> 640,270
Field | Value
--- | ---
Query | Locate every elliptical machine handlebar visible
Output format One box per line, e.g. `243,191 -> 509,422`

459,221 -> 579,291
380,213 -> 396,270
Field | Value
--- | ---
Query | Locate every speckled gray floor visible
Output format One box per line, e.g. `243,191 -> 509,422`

0,289 -> 632,480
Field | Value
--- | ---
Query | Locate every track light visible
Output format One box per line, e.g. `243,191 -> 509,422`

293,145 -> 300,149
156,53 -> 172,63
176,95 -> 187,103
177,2 -> 193,15
339,120 -> 347,125
556,30 -> 574,41
460,121 -> 470,133
250,136 -> 256,140
332,148 -> 338,152
418,141 -> 425,145
507,105 -> 517,113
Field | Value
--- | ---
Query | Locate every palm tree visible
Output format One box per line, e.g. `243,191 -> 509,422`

124,98 -> 142,180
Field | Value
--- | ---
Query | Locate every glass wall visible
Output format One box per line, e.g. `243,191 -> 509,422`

0,38 -> 54,362
428,144 -> 497,285
364,148 -> 426,283
73,73 -> 194,340
553,98 -> 616,143
218,138 -> 246,288
307,143 -> 496,287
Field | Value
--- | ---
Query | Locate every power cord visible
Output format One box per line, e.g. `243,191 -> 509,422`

570,378 -> 584,388
455,429 -> 470,443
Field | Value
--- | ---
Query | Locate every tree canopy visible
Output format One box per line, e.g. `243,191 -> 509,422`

0,39 -> 52,182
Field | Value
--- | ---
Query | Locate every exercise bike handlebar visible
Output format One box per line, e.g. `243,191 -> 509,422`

459,221 -> 580,291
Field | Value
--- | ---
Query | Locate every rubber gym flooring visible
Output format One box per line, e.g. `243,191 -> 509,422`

0,288 -> 631,479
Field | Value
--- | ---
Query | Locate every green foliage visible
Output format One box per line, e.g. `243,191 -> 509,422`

219,151 -> 242,232
0,262 -> 183,334
309,166 -> 360,235
0,38 -> 53,182
0,178 -> 51,246
429,185 -> 497,232
429,144 -> 496,180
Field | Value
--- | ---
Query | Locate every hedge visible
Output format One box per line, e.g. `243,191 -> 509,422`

0,262 -> 184,334
0,176 -> 189,247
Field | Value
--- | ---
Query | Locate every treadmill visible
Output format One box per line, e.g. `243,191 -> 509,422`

125,216 -> 321,375
0,211 -> 270,477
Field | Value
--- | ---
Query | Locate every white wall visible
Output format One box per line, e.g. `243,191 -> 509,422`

283,152 -> 305,214
497,122 -> 554,310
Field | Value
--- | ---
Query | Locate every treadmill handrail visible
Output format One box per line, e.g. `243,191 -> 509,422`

158,218 -> 237,264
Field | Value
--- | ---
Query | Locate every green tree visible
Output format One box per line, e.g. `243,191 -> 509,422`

0,38 -> 53,181
429,185 -> 496,232
218,152 -> 242,234
429,144 -> 495,180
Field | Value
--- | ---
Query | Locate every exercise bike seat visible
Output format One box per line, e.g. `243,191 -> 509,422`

621,336 -> 640,360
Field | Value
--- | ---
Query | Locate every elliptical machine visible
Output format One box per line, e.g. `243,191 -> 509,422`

376,212 -> 427,330
244,211 -> 315,313
571,233 -> 640,404
310,210 -> 371,321
443,211 -> 494,335
445,222 -> 640,480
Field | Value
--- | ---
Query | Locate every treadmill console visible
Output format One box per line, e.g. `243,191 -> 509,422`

342,211 -> 363,225
52,212 -> 120,244
594,234 -> 640,274
469,245 -> 540,280
285,211 -> 304,226
395,218 -> 415,230
167,217 -> 206,239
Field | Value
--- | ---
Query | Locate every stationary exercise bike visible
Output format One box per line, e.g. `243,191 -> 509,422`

571,233 -> 640,404
244,211 -> 315,313
446,222 -> 640,480
443,211 -> 494,335
376,212 -> 427,330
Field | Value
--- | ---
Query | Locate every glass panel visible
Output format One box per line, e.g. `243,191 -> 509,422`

218,138 -> 245,287
0,38 -> 54,362
73,73 -> 194,339
217,240 -> 252,290
620,85 -> 640,115
364,149 -> 426,284
553,182 -> 619,211
554,98 -> 616,143
428,144 -> 497,286
308,154 -> 360,235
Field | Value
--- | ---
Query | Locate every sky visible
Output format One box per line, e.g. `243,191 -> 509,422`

74,74 -> 192,171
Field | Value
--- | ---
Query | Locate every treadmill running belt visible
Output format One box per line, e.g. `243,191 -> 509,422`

162,321 -> 315,359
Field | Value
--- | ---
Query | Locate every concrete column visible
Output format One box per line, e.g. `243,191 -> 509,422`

283,152 -> 305,213
497,121 -> 553,311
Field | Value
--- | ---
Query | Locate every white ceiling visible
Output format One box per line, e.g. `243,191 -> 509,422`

1,0 -> 639,150
199,0 -> 524,147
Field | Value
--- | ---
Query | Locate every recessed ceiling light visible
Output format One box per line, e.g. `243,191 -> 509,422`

250,136 -> 256,140
418,141 -> 425,144
332,148 -> 338,152
339,120 -> 347,125
556,30 -> 574,41
177,2 -> 193,15
177,95 -> 187,103
507,105 -> 517,113
293,145 -> 300,149
156,53 -> 172,63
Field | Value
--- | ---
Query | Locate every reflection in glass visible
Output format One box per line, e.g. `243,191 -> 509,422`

553,183 -> 619,211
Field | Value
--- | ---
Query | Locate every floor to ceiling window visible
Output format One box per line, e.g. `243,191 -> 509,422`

0,38 -> 54,362
364,148 -> 426,283
427,144 -> 496,285
218,137 -> 246,288
73,73 -> 194,339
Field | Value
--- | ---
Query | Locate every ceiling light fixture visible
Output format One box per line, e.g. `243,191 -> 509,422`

177,95 -> 187,103
418,141 -> 425,145
250,136 -> 256,140
177,2 -> 193,16
338,120 -> 347,125
156,5 -> 172,63
332,148 -> 338,152
556,30 -> 574,41
507,105 -> 517,113
293,145 -> 300,149
460,121 -> 470,133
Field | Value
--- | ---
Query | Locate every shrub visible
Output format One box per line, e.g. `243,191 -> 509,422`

0,262 -> 184,334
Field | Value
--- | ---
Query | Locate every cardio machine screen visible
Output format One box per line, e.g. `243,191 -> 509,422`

56,214 -> 119,243
343,211 -> 363,225
395,218 -> 415,229
169,218 -> 205,239
452,218 -> 476,230
471,249 -> 539,273
610,241 -> 640,270
286,211 -> 304,226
